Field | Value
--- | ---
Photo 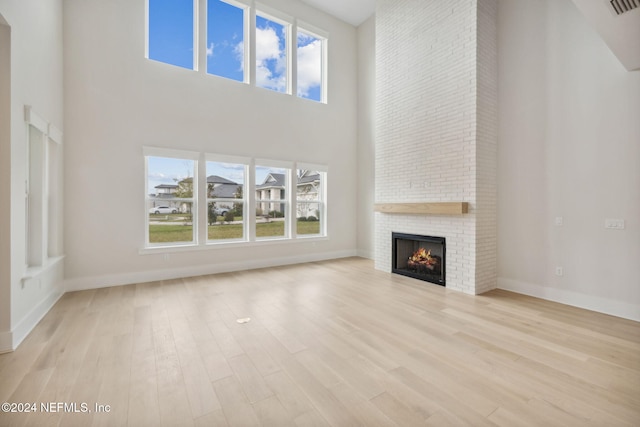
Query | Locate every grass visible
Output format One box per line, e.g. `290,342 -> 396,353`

148,224 -> 194,243
149,220 -> 320,243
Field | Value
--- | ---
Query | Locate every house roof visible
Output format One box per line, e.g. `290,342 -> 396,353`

257,173 -> 285,190
155,184 -> 178,189
206,175 -> 242,198
298,172 -> 320,185
207,175 -> 237,185
255,172 -> 320,190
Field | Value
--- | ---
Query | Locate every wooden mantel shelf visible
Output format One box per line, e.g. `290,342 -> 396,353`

374,202 -> 469,215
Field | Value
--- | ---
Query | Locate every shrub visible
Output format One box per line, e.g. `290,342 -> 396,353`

268,210 -> 284,218
224,211 -> 235,222
306,216 -> 318,222
208,208 -> 217,225
298,216 -> 308,222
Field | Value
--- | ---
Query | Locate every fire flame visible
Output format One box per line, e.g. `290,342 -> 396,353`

409,248 -> 435,264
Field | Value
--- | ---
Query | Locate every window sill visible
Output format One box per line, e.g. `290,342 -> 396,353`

139,236 -> 328,255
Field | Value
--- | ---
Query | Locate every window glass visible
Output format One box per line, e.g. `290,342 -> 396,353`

207,0 -> 245,82
147,157 -> 196,245
297,30 -> 323,102
207,160 -> 246,241
148,0 -> 195,70
255,14 -> 287,93
296,169 -> 323,236
256,165 -> 288,238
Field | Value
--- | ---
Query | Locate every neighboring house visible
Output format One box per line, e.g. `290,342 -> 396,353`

148,183 -> 181,211
208,175 -> 242,214
150,173 -> 318,217
256,173 -> 285,215
256,171 -> 321,217
153,183 -> 178,197
208,175 -> 241,198
296,170 -> 321,218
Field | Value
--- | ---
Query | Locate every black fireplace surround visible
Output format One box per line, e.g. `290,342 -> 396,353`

392,232 -> 446,286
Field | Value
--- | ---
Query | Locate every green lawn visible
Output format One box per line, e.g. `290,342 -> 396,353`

149,220 -> 320,243
148,224 -> 194,243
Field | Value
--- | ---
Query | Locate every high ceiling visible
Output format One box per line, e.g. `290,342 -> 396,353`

297,0 -> 640,71
298,0 -> 376,27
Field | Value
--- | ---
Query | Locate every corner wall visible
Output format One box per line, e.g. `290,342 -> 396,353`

0,0 -> 65,352
356,15 -> 375,259
497,0 -> 640,320
0,14 -> 11,351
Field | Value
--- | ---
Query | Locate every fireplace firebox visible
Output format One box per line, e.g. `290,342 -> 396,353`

392,233 -> 445,286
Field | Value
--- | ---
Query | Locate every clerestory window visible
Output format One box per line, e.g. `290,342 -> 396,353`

207,0 -> 247,82
145,0 -> 327,103
147,0 -> 196,70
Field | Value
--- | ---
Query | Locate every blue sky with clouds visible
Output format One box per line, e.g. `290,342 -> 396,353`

147,157 -> 286,194
148,0 -> 322,99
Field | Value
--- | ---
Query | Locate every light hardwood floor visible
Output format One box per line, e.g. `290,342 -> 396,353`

1,257 -> 639,426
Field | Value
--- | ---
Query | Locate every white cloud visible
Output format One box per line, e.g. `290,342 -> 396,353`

255,26 -> 286,91
206,42 -> 214,57
256,26 -> 281,61
297,38 -> 322,97
148,172 -> 173,183
234,41 -> 245,72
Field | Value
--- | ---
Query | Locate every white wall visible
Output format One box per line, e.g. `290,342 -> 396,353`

63,0 -> 359,290
497,0 -> 640,320
0,0 -> 65,352
0,13 -> 11,352
356,15 -> 375,259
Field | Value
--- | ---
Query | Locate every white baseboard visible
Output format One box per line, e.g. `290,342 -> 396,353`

65,250 -> 358,292
498,277 -> 640,322
10,288 -> 64,351
0,331 -> 12,354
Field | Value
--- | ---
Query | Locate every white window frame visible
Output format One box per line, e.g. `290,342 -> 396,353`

145,1 -> 327,102
254,159 -> 292,240
296,21 -> 328,104
205,154 -> 249,243
141,150 -> 327,253
206,0 -> 250,83
254,5 -> 293,95
294,162 -> 327,238
144,147 -> 199,248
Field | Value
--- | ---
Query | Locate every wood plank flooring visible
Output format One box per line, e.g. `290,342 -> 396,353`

1,257 -> 638,426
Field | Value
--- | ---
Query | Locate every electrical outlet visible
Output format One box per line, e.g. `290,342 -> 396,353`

555,267 -> 563,277
605,218 -> 625,229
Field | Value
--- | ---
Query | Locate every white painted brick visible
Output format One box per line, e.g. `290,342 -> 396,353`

375,0 -> 497,295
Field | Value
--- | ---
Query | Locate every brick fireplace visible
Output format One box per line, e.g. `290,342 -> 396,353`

374,0 -> 497,294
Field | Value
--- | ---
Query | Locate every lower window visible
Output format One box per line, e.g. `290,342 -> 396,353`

145,154 -> 196,246
144,149 -> 327,249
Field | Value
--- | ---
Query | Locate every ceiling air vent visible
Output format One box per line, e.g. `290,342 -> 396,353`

607,0 -> 639,16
